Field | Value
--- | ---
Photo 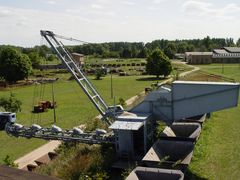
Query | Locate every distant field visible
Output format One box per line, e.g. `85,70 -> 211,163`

195,63 -> 240,82
185,63 -> 240,179
84,57 -> 146,65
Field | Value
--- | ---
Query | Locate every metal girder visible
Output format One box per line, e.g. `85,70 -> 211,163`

40,30 -> 112,124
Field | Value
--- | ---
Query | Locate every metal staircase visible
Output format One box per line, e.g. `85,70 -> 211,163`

40,31 -> 110,123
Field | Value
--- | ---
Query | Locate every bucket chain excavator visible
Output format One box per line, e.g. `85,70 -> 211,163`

5,31 -> 240,159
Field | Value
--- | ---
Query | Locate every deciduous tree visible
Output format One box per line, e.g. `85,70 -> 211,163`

0,47 -> 32,83
146,49 -> 172,78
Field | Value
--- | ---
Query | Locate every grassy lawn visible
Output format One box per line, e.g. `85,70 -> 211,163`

0,61 -> 192,164
195,63 -> 240,82
185,63 -> 240,179
0,73 -> 160,163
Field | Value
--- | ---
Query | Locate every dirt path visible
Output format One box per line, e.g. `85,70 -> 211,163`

179,63 -> 200,78
14,62 -> 198,170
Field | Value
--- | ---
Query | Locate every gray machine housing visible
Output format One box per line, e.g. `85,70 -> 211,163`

110,81 -> 240,159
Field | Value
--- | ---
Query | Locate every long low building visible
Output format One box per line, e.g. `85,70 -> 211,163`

185,47 -> 240,64
185,52 -> 212,64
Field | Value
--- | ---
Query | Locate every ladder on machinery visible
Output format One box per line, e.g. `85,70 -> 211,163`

40,30 -> 111,124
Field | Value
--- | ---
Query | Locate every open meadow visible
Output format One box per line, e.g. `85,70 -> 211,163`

0,72 -> 161,163
185,64 -> 240,179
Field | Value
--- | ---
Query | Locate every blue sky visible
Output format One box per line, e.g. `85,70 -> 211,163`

0,0 -> 240,47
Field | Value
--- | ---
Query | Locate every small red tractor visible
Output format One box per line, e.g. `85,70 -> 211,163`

33,101 -> 57,113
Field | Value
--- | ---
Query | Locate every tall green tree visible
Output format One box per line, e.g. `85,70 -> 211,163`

137,48 -> 149,58
0,47 -> 32,83
203,36 -> 211,51
28,51 -> 43,68
164,43 -> 177,59
225,38 -> 235,47
146,49 -> 172,78
177,42 -> 187,53
236,38 -> 240,47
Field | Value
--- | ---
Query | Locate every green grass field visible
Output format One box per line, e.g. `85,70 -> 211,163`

186,64 -> 240,179
0,73 -> 161,163
196,63 -> 240,82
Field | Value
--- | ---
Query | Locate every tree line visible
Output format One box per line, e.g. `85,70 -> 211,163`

71,36 -> 240,59
0,36 -> 240,83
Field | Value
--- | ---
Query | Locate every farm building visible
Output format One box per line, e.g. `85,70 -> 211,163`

185,52 -> 212,64
185,47 -> 240,64
71,53 -> 85,66
212,47 -> 240,63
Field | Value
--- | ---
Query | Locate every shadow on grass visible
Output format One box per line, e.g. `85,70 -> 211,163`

136,77 -> 166,81
184,169 -> 208,180
38,121 -> 55,127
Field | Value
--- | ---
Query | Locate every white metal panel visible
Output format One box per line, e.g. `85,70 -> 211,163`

109,121 -> 143,130
172,81 -> 239,120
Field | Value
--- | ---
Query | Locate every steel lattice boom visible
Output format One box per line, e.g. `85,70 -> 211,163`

40,30 -> 122,125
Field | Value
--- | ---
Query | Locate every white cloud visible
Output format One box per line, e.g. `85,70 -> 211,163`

182,1 -> 240,19
0,6 -> 97,46
46,1 -> 56,5
182,1 -> 211,14
152,0 -> 165,4
0,8 -> 12,18
91,4 -> 103,9
121,1 -> 135,6
1,1 -> 240,46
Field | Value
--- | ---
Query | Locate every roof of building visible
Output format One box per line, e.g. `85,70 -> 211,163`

224,47 -> 240,53
213,49 -> 228,54
185,52 -> 212,56
0,165 -> 59,180
72,53 -> 84,57
109,112 -> 151,130
173,81 -> 239,86
109,120 -> 144,130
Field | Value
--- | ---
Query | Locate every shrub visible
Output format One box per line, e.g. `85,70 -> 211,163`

3,155 -> 18,168
118,97 -> 126,107
95,69 -> 103,80
0,92 -> 22,112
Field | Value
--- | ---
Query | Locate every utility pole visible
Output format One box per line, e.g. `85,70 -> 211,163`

110,68 -> 113,99
222,59 -> 224,74
52,82 -> 56,124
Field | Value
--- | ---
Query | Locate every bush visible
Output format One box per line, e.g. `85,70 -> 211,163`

118,97 -> 126,107
37,143 -> 116,180
95,69 -> 103,80
3,155 -> 18,168
0,93 -> 22,112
